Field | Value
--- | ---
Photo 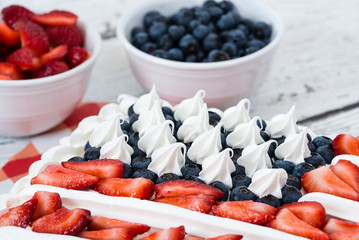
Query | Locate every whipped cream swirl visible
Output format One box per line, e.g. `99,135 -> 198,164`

226,116 -> 264,149
220,98 -> 251,131
187,123 -> 223,164
177,104 -> 213,143
100,135 -> 134,165
73,115 -> 102,139
173,90 -> 205,122
148,142 -> 186,176
99,103 -> 127,121
41,145 -> 80,163
59,132 -> 87,157
117,93 -> 138,115
265,106 -> 300,138
275,127 -> 311,165
248,168 -> 288,198
133,85 -> 163,115
199,148 -> 236,189
138,120 -> 176,157
237,140 -> 276,177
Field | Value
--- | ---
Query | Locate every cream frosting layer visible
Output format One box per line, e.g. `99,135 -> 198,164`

133,85 -> 163,114
173,90 -> 205,122
265,106 -> 300,138
220,98 -> 251,131
248,169 -> 288,198
99,135 -> 133,165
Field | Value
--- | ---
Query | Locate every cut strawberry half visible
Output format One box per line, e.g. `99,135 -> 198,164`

88,215 -> 150,236
0,62 -> 23,80
329,229 -> 359,240
154,194 -> 214,214
62,159 -> 123,179
330,159 -> 359,192
31,164 -> 100,190
155,180 -> 224,200
67,46 -> 90,68
0,22 -> 20,46
77,227 -> 134,240
332,134 -> 359,156
32,10 -> 78,26
92,177 -> 155,200
139,226 -> 186,240
323,218 -> 359,235
206,234 -> 243,240
301,166 -> 359,201
32,60 -> 69,78
0,198 -> 37,228
1,5 -> 34,30
31,191 -> 62,221
40,44 -> 68,66
268,208 -> 330,240
184,235 -> 203,240
17,19 -> 49,56
279,201 -> 326,228
32,208 -> 91,235
211,200 -> 276,225
0,74 -> 13,80
6,46 -> 34,70
46,25 -> 84,48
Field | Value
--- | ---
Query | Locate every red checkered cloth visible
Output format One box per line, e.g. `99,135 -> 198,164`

0,102 -> 107,194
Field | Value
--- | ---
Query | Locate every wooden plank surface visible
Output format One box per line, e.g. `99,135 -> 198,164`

1,0 -> 359,168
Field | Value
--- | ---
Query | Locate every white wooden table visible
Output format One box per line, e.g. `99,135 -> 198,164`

1,0 -> 359,169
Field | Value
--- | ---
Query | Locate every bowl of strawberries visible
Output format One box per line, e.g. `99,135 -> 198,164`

0,5 -> 101,137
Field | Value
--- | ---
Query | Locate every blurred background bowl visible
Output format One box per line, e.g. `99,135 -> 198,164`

0,20 -> 101,137
118,0 -> 284,110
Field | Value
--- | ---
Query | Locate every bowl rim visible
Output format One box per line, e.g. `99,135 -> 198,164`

0,19 -> 102,87
117,0 -> 284,70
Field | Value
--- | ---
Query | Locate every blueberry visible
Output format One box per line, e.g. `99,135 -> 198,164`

260,131 -> 270,141
208,50 -> 230,62
220,133 -> 228,149
168,48 -> 184,61
196,49 -> 206,61
132,32 -> 149,48
231,163 -> 246,177
203,0 -> 219,8
168,25 -> 186,41
149,21 -> 167,40
121,120 -> 132,133
181,164 -> 201,178
312,136 -> 333,148
253,21 -> 271,40
161,106 -> 173,116
128,132 -> 139,147
232,174 -> 252,189
128,105 -> 139,124
179,34 -> 199,54
257,194 -> 281,208
226,29 -> 247,47
316,145 -> 336,164
231,148 -> 243,161
156,173 -> 181,184
133,169 -> 158,183
308,142 -> 317,153
185,175 -> 205,183
143,10 -> 162,28
209,111 -> 221,124
122,163 -> 134,178
267,141 -> 277,158
131,145 -> 146,159
194,8 -> 211,25
68,156 -> 85,162
158,34 -> 173,50
185,54 -> 197,62
131,156 -> 151,170
237,23 -> 250,36
227,10 -> 241,25
207,22 -> 217,33
207,6 -> 224,21
216,13 -> 236,31
272,160 -> 295,174
221,42 -> 237,57
193,25 -> 210,40
292,162 -> 315,179
131,27 -> 145,38
84,141 -> 92,151
84,147 -> 101,161
210,181 -> 229,201
257,119 -> 267,130
230,186 -> 257,201
286,174 -> 302,190
307,133 -> 313,142
151,49 -> 169,59
304,153 -> 326,168
245,39 -> 266,55
281,185 -> 302,204
174,8 -> 194,26
239,19 -> 254,32
219,1 -> 235,13
273,136 -> 286,146
188,19 -> 201,31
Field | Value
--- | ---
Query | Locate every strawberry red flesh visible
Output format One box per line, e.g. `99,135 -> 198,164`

62,159 -> 123,178
78,227 -> 134,240
323,218 -> 359,235
0,22 -> 20,46
17,20 -> 49,56
1,5 -> 34,30
46,25 -> 84,48
32,10 -> 78,26
32,60 -> 69,78
139,225 -> 186,240
40,44 -> 68,65
0,198 -> 37,228
0,62 -> 23,80
206,234 -> 243,240
6,46 -> 33,70
330,159 -> 359,192
67,46 -> 90,68
332,134 -> 359,156
329,229 -> 359,240
32,208 -> 91,235
31,191 -> 62,221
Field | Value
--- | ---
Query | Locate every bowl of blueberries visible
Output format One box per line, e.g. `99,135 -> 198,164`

118,0 -> 284,109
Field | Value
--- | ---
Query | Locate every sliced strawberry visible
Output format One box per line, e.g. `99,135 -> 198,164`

139,226 -> 186,240
0,22 -> 20,46
1,5 -> 34,30
323,218 -> 359,235
32,60 -> 69,78
31,164 -> 100,190
211,201 -> 276,225
46,25 -> 84,47
268,208 -> 330,240
280,201 -> 326,228
92,177 -> 154,200
40,44 -> 68,65
0,74 -> 13,80
206,234 -> 243,240
17,20 -> 49,56
154,194 -> 214,214
67,46 -> 90,68
155,180 -> 224,200
329,230 -> 359,240
0,198 -> 37,228
78,227 -> 134,240
88,215 -> 150,236
32,10 -> 78,26
184,235 -> 203,240
301,166 -> 359,201
32,208 -> 91,235
330,159 -> 359,192
332,134 -> 359,156
0,62 -> 23,79
31,191 -> 62,221
61,159 -> 123,179
6,46 -> 33,70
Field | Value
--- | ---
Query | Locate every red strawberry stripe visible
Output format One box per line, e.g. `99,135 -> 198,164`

206,234 -> 243,240
139,226 -> 186,240
77,228 -> 134,240
17,20 -> 49,56
330,159 -> 359,192
323,218 -> 359,235
1,5 -> 34,30
32,10 -> 78,26
332,134 -> 359,156
32,61 -> 69,78
0,22 -> 20,46
40,44 -> 68,65
7,46 -> 34,70
31,191 -> 62,221
0,62 -> 23,79
67,46 -> 90,68
329,229 -> 359,240
0,198 -> 37,228
46,25 -> 84,48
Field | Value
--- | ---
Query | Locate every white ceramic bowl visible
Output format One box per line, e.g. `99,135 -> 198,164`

0,20 -> 101,137
118,0 -> 284,110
